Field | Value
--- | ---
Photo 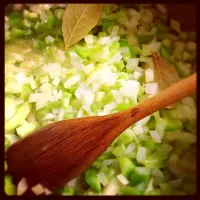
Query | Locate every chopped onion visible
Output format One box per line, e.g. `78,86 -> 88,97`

145,82 -> 158,95
67,178 -> 77,187
97,172 -> 108,186
31,184 -> 45,195
149,130 -> 161,143
116,174 -> 129,185
44,188 -> 53,195
17,178 -> 28,196
136,146 -> 147,163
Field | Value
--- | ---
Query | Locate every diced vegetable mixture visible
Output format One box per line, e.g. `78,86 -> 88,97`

5,4 -> 196,196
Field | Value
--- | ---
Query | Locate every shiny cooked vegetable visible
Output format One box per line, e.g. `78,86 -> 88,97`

5,4 -> 196,196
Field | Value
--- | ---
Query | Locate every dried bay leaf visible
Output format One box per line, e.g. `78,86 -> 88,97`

152,53 -> 180,91
62,4 -> 103,49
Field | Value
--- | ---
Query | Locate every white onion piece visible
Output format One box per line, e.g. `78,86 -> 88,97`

31,184 -> 45,195
17,178 -> 28,196
116,174 -> 129,185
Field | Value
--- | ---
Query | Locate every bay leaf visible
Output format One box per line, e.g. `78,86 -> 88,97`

152,53 -> 180,91
62,4 -> 103,49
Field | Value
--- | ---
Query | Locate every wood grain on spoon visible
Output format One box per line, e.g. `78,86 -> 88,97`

6,73 -> 196,194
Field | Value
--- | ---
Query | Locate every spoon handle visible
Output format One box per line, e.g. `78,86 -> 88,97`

120,73 -> 196,127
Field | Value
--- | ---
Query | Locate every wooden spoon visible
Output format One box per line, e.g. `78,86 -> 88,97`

6,73 -> 196,194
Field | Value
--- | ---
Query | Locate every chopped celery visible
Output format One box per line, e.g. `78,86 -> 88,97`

5,137 -> 11,149
118,157 -> 135,178
85,168 -> 101,193
75,46 -> 92,59
4,176 -> 16,195
11,28 -> 25,38
63,186 -> 75,195
130,172 -> 149,187
8,12 -> 22,26
116,103 -> 130,111
5,102 -> 31,132
115,130 -> 134,145
119,186 -> 143,195
147,117 -> 156,130
144,139 -> 157,151
16,121 -> 37,138
160,45 -> 172,62
119,39 -> 137,58
102,21 -> 115,32
164,118 -> 183,131
144,156 -> 166,169
112,145 -> 125,157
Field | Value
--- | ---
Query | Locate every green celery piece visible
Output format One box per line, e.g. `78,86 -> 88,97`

85,168 -> 101,193
115,131 -> 133,145
109,41 -> 120,56
92,160 -> 102,169
8,12 -> 22,27
144,139 -> 157,151
115,61 -> 125,71
47,12 -> 57,29
20,84 -> 32,100
46,46 -> 58,62
144,155 -> 166,169
54,9 -> 64,20
63,186 -> 75,195
11,28 -> 25,39
160,45 -> 172,63
136,35 -> 154,44
35,21 -> 49,33
102,21 -> 115,32
36,107 -> 49,119
4,176 -> 16,195
147,117 -> 156,130
138,85 -> 145,97
98,32 -> 107,37
118,157 -> 135,178
71,99 -> 82,110
130,173 -> 149,186
119,186 -> 143,195
119,39 -> 129,47
39,40 -> 47,50
98,151 -> 113,162
37,32 -> 51,40
5,102 -> 31,132
108,9 -> 126,21
112,145 -> 125,157
164,118 -> 183,131
75,46 -> 92,59
117,103 -> 130,111
5,137 -> 11,149
119,39 -> 137,57
46,100 -> 62,110
16,121 -> 37,138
